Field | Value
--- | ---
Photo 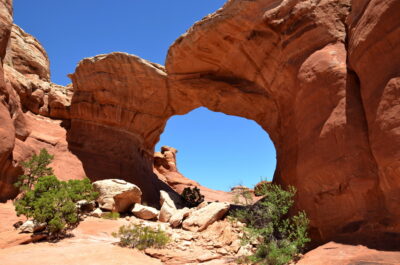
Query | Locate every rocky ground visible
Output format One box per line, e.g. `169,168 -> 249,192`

0,200 -> 243,265
2,200 -> 400,265
1,0 -> 400,263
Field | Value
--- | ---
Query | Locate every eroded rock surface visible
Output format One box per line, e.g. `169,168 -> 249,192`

4,25 -> 71,119
93,179 -> 142,212
182,202 -> 230,232
297,241 -> 400,265
65,0 -> 400,245
0,20 -> 78,201
0,0 -> 399,246
132,204 -> 159,220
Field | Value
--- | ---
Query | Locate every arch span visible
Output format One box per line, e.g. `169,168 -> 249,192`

67,0 -> 400,247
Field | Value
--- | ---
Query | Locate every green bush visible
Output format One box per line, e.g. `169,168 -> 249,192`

14,148 -> 54,192
254,180 -> 271,196
112,223 -> 170,250
14,149 -> 98,238
231,184 -> 310,265
101,212 -> 120,220
232,187 -> 254,206
181,186 -> 204,208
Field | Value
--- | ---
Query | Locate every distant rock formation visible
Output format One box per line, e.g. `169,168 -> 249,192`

0,0 -> 399,247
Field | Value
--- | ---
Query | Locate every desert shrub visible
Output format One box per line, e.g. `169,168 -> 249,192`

232,187 -> 253,206
231,184 -> 310,265
101,212 -> 120,220
14,148 -> 54,192
14,149 -> 98,238
112,223 -> 170,250
254,180 -> 271,196
181,186 -> 204,208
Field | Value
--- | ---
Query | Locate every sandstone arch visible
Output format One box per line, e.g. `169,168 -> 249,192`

1,0 -> 399,247
67,0 -> 400,245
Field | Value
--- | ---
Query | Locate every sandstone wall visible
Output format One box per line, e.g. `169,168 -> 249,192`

68,0 -> 400,245
0,0 -> 84,201
347,0 -> 400,234
1,0 -> 399,246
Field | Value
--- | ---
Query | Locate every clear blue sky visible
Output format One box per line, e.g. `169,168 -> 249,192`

14,1 -> 276,191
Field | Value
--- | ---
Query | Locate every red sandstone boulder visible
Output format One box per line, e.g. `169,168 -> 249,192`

297,242 -> 400,265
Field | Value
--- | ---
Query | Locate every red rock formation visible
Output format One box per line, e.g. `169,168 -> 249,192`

67,0 -> 400,245
1,0 -> 399,246
4,25 -> 71,119
154,146 -> 200,189
297,241 -> 400,265
0,5 -> 81,201
4,24 -> 50,81
347,0 -> 400,236
0,0 -> 19,201
153,146 -> 234,203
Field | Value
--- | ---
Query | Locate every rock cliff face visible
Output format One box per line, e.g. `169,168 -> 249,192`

0,0 -> 15,201
1,0 -> 399,245
67,0 -> 400,245
0,1 -> 83,201
347,0 -> 400,238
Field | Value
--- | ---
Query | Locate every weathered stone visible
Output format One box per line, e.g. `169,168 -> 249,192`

160,190 -> 177,209
182,202 -> 230,232
169,207 -> 191,228
76,200 -> 96,213
297,242 -> 400,265
132,204 -> 159,220
18,220 -> 35,233
90,208 -> 103,218
4,24 -> 50,81
197,253 -> 222,263
18,220 -> 46,234
0,21 -> 76,202
159,202 -> 176,223
196,201 -> 208,210
93,179 -> 142,212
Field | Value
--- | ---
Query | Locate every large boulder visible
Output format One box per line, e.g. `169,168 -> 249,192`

93,179 -> 142,212
132,204 -> 159,220
182,202 -> 230,232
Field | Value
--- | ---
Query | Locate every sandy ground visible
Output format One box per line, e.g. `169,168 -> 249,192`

0,202 -> 161,265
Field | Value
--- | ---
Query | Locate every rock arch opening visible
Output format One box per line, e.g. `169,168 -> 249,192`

154,107 -> 277,192
0,0 -> 397,250
63,0 -> 400,247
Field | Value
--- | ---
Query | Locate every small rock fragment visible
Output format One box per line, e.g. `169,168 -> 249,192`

131,204 -> 159,220
90,208 -> 103,218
